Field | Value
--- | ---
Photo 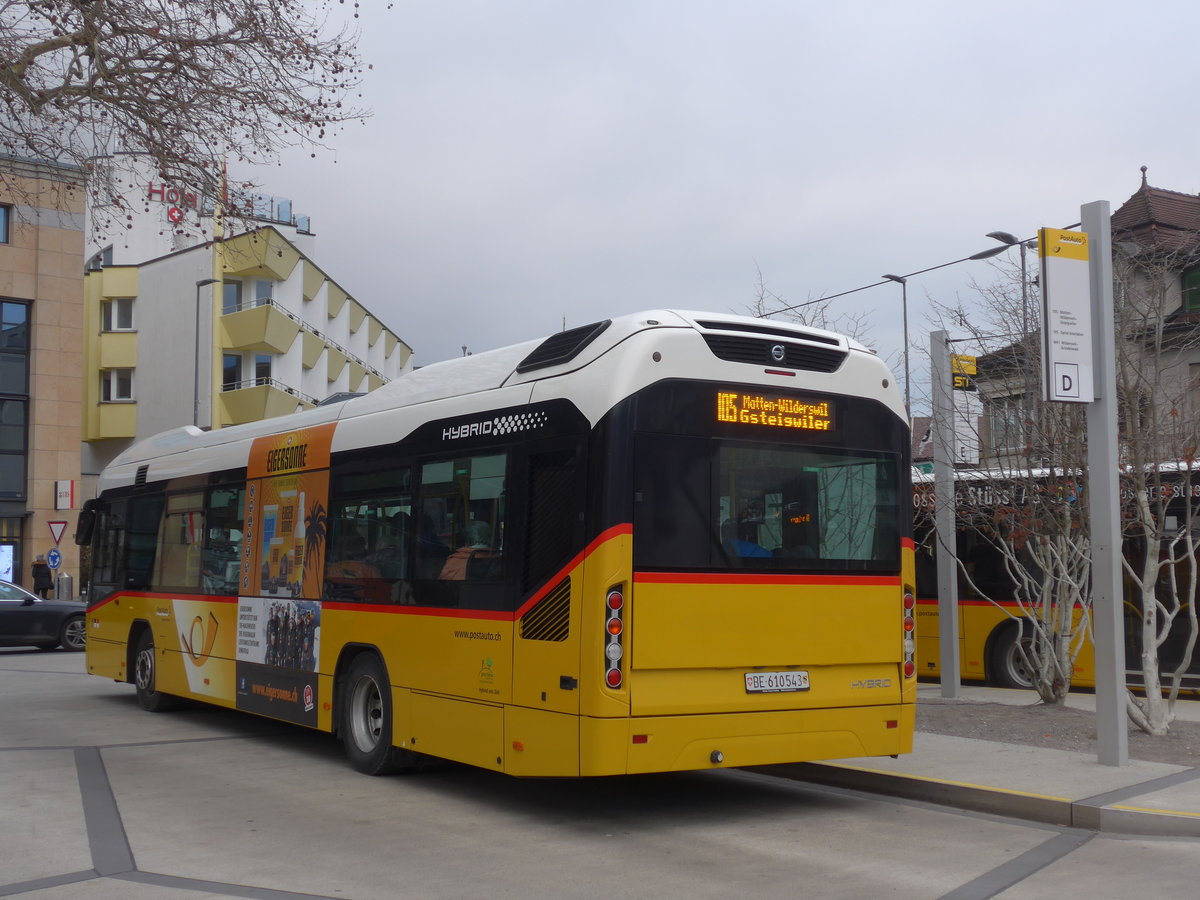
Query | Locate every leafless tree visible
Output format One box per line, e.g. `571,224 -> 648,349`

929,244 -> 1200,728
928,272 -> 1093,704
0,0 -> 376,226
748,264 -> 873,346
1111,245 -> 1200,735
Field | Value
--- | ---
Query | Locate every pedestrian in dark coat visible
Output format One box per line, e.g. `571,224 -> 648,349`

31,555 -> 52,599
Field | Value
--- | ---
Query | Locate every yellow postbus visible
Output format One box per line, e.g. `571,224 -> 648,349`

913,471 -> 1200,690
77,310 -> 915,776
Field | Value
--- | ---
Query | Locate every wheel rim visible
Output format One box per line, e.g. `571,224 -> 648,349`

135,645 -> 155,692
349,675 -> 384,753
63,618 -> 86,650
1004,639 -> 1034,688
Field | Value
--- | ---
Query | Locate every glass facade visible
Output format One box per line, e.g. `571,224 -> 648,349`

0,301 -> 27,499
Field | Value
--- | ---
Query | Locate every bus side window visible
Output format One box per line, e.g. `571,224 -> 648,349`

89,501 -> 124,604
202,487 -> 244,595
415,453 -> 508,608
125,494 -> 164,590
523,445 -> 582,592
154,492 -> 205,591
324,465 -> 412,604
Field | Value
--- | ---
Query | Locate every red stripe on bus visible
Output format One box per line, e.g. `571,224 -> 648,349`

322,602 -> 512,620
635,572 -> 901,586
87,591 -> 238,612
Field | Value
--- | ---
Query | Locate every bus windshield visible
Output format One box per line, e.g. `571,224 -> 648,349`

633,435 -> 901,572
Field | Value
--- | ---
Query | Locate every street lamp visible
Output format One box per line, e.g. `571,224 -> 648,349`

985,231 -> 1036,338
194,278 -> 219,427
882,274 -> 910,415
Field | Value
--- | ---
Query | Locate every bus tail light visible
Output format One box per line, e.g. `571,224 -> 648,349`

605,585 -> 625,689
902,586 -> 916,679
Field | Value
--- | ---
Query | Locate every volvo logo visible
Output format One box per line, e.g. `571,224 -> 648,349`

770,344 -> 786,362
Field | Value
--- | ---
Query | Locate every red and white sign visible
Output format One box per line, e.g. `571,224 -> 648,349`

48,521 -> 68,545
55,480 -> 74,510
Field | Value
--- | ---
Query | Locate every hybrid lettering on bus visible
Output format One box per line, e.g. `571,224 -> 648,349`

77,310 -> 915,776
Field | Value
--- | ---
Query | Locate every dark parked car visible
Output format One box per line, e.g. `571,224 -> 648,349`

0,580 -> 86,651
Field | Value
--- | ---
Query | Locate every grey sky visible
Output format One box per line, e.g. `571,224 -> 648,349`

261,1 -> 1200,404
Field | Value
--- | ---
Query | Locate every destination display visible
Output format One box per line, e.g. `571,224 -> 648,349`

716,391 -> 835,432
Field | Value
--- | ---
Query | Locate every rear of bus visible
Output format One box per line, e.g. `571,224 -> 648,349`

573,324 -> 914,774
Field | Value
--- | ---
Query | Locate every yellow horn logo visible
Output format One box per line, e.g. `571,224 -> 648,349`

181,612 -> 219,664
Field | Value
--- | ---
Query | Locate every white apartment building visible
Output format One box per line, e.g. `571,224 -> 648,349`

82,152 -> 412,481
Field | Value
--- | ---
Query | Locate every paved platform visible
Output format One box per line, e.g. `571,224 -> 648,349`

773,684 -> 1200,837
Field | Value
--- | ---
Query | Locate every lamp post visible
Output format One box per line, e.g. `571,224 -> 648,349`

985,231 -> 1036,338
194,278 -> 219,427
882,274 -> 910,415
985,231 -> 1040,449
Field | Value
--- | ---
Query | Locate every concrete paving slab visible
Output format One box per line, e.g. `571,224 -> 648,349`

994,834 -> 1200,898
837,732 -> 1190,798
0,749 -> 91,884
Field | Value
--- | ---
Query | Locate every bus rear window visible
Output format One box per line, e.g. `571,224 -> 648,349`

634,435 -> 900,572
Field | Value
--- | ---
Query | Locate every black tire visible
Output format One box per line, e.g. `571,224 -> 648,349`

133,629 -> 178,711
341,653 -> 415,775
59,615 -> 86,652
989,626 -> 1034,689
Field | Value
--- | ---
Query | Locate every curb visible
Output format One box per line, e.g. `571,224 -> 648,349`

769,762 -> 1200,837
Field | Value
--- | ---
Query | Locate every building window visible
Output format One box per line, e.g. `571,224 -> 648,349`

222,281 -> 243,315
101,369 -> 134,402
223,354 -> 242,390
254,354 -> 272,385
0,301 -> 28,499
0,205 -> 9,244
1184,269 -> 1200,312
987,395 -> 1025,454
254,279 -> 273,306
101,297 -> 134,331
0,302 -> 28,396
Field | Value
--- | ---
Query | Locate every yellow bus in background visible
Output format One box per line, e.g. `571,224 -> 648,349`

78,310 -> 915,776
913,473 -> 1200,691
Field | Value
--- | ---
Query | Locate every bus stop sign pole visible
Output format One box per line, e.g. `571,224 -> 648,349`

930,329 -> 961,698
1082,200 -> 1128,766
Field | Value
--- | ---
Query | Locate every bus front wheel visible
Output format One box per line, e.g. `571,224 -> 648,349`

342,653 -> 416,775
133,630 -> 178,712
989,627 -> 1034,690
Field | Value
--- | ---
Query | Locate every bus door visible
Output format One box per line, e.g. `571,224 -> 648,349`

506,443 -> 587,774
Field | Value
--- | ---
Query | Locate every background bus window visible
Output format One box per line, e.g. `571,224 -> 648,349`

416,453 -> 508,608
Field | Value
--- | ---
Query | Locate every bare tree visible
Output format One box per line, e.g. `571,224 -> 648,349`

1111,245 -> 1200,735
930,243 -> 1200,727
748,264 -> 873,346
0,0 -> 375,225
929,274 -> 1093,703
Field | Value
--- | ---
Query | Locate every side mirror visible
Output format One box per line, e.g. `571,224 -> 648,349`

74,500 -> 97,546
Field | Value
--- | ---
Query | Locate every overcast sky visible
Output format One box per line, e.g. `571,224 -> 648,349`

260,1 -> 1200,409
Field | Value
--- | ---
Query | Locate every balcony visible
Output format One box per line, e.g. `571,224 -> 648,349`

221,299 -> 300,354
219,377 -> 316,426
92,402 -> 136,439
97,331 -> 137,368
221,230 -> 301,281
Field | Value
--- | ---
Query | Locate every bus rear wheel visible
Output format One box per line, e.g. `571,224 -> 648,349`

342,653 -> 417,775
989,627 -> 1034,690
133,630 -> 178,711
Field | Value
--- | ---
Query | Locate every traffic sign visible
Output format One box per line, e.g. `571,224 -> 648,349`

48,521 -> 68,544
47,548 -> 62,570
